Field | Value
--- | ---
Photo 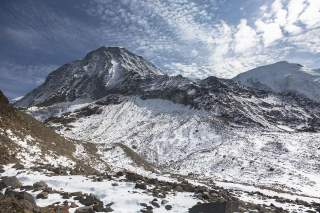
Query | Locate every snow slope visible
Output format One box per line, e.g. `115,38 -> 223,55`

37,97 -> 320,201
234,61 -> 320,102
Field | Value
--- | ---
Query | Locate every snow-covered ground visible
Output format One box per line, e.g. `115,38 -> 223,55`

29,97 -> 317,211
1,165 -> 200,213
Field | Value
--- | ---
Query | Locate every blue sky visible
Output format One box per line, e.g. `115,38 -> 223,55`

1,0 -> 320,98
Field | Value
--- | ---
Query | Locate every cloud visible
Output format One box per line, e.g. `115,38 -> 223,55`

3,0 -> 320,94
234,19 -> 259,53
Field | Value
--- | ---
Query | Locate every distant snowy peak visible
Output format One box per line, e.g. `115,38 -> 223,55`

15,47 -> 163,107
234,61 -> 320,102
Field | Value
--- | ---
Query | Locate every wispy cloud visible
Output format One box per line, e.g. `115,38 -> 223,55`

87,0 -> 320,78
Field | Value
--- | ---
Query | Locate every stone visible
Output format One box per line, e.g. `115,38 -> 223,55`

161,199 -> 169,205
75,206 -> 95,213
135,183 -> 147,190
150,200 -> 160,208
165,205 -> 172,210
33,181 -> 48,190
174,185 -> 183,192
36,191 -> 49,199
12,163 -> 24,170
1,176 -> 22,188
188,201 -> 239,213
4,190 -> 38,211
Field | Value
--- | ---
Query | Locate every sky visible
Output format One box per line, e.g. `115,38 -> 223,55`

1,0 -> 320,98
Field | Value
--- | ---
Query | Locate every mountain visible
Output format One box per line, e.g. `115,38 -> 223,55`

13,47 -> 320,212
0,90 -> 283,213
16,48 -> 320,131
233,61 -> 320,102
15,47 -> 162,108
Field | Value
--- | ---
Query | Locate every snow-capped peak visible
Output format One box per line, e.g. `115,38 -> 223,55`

15,46 -> 163,107
233,61 -> 320,102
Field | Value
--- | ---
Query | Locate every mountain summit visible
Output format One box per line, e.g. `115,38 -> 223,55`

234,61 -> 320,102
15,47 -> 162,107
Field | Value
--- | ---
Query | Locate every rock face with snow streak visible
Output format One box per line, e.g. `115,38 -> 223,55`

15,47 -> 162,107
233,61 -> 320,102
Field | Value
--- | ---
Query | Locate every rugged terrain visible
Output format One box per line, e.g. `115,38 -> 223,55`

3,46 -> 320,212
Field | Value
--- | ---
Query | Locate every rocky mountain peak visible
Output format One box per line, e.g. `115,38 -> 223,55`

15,47 -> 163,107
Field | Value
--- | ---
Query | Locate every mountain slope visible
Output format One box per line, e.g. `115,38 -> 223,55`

234,61 -> 320,102
13,47 -> 320,211
0,90 -> 109,173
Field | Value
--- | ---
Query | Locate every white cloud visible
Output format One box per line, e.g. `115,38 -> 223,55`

255,20 -> 283,46
300,0 -> 320,28
234,19 -> 258,53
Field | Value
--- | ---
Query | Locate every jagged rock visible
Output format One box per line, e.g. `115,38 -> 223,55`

1,176 -> 22,188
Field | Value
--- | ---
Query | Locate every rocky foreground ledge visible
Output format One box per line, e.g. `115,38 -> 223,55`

0,164 -> 303,213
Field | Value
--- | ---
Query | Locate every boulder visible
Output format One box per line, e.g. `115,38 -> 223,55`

77,194 -> 105,212
1,176 -> 22,188
135,183 -> 147,190
75,206 -> 95,213
174,185 -> 183,192
161,199 -> 169,205
150,200 -> 160,208
4,189 -> 36,206
165,205 -> 172,210
36,191 -> 49,199
3,190 -> 38,212
188,201 -> 239,213
33,181 -> 48,190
